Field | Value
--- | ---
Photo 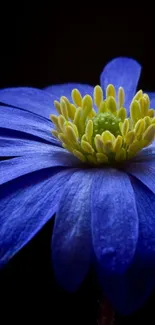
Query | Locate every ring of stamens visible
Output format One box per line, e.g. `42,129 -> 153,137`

50,84 -> 155,165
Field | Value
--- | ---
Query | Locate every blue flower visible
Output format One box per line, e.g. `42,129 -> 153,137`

0,57 -> 155,315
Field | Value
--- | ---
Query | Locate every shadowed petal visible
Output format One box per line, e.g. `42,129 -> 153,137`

100,57 -> 141,111
0,168 -> 74,266
91,169 -> 138,274
52,169 -> 94,291
130,177 -> 155,264
98,264 -> 155,315
99,176 -> 155,314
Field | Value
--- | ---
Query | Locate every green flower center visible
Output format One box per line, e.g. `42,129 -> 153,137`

50,84 -> 155,165
93,112 -> 121,138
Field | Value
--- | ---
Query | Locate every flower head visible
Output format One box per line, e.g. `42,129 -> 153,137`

0,57 -> 155,315
50,84 -> 155,165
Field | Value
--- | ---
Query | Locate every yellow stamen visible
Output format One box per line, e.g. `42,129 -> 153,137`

65,125 -> 78,144
61,96 -> 73,119
117,107 -> 126,121
58,115 -> 66,131
52,130 -> 59,138
54,100 -> 61,114
82,95 -> 93,118
85,119 -> 93,144
73,107 -> 82,128
130,100 -> 141,122
132,89 -> 143,101
72,89 -> 82,107
121,119 -> 129,137
148,109 -> 154,118
69,104 -> 76,120
94,135 -> 104,153
81,140 -> 94,154
107,96 -> 117,114
139,97 -> 148,117
60,98 -> 68,119
134,119 -> 145,137
113,135 -> 123,153
94,85 -> 103,108
106,84 -> 116,98
73,149 -> 86,162
142,124 -> 155,143
118,87 -> 125,108
99,101 -> 108,113
50,84 -> 155,165
96,152 -> 108,163
125,131 -> 135,146
115,148 -> 126,162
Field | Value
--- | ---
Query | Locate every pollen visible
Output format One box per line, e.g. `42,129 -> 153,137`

50,84 -> 155,165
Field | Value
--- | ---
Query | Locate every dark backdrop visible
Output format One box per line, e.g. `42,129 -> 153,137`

1,5 -> 155,324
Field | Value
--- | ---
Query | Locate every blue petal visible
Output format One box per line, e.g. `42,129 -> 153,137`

0,87 -> 58,119
0,105 -> 57,145
100,57 -> 141,111
91,169 -> 138,274
147,92 -> 155,108
44,83 -> 94,101
0,131 -> 56,157
130,144 -> 155,162
131,177 -> 155,264
52,169 -> 94,291
0,168 -> 73,266
99,176 -> 155,315
126,160 -> 155,194
98,263 -> 155,315
0,152 -> 80,185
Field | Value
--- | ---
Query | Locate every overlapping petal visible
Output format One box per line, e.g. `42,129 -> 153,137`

98,262 -> 155,315
100,57 -> 141,111
0,168 -> 74,266
0,104 -> 56,143
0,87 -> 57,119
52,170 -> 93,291
0,152 -> 80,185
91,168 -> 138,274
100,175 -> 155,314
44,83 -> 94,101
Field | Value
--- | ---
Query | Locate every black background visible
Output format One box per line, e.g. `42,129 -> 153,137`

1,5 -> 155,324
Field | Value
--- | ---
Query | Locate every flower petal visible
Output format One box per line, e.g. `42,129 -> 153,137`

130,144 -> 155,162
147,92 -> 155,107
91,169 -> 138,274
0,168 -> 73,266
130,176 -> 155,264
99,177 -> 155,314
100,57 -> 141,110
0,87 -> 57,119
52,169 -> 93,291
126,160 -> 155,194
0,105 -> 57,145
44,83 -> 94,101
0,152 -> 80,185
0,131 -> 54,157
98,263 -> 155,315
